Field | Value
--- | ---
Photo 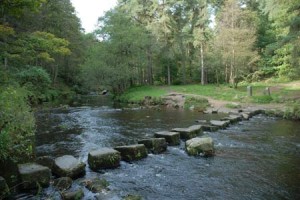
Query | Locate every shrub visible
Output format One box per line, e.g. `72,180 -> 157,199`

184,96 -> 209,111
0,86 -> 35,162
251,95 -> 273,104
17,66 -> 52,103
284,101 -> 300,120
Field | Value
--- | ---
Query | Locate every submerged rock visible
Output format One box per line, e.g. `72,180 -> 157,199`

0,176 -> 10,198
172,125 -> 202,140
53,177 -> 73,191
88,148 -> 121,171
18,163 -> 51,189
61,189 -> 84,200
53,155 -> 86,179
123,194 -> 143,200
154,131 -> 180,146
138,138 -> 167,154
114,144 -> 147,162
84,178 -> 109,193
185,137 -> 214,156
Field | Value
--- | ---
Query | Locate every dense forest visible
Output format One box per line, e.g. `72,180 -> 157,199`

0,0 -> 299,161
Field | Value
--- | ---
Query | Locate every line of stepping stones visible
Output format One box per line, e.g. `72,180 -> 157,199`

0,109 -> 264,199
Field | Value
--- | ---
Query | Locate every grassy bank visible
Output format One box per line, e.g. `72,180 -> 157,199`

118,82 -> 300,104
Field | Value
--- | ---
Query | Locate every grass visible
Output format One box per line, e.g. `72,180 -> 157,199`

117,82 -> 300,105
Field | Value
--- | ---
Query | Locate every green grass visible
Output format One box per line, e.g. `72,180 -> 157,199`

118,82 -> 300,105
117,86 -> 167,103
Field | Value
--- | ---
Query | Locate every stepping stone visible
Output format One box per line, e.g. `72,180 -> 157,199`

114,144 -> 147,162
172,125 -> 202,140
210,120 -> 230,128
241,113 -> 250,120
195,120 -> 207,123
138,138 -> 167,154
18,163 -> 51,189
53,155 -> 86,179
222,115 -> 242,123
201,125 -> 219,132
185,137 -> 214,157
0,176 -> 10,198
88,148 -> 121,171
154,131 -> 180,146
53,177 -> 73,191
61,189 -> 84,200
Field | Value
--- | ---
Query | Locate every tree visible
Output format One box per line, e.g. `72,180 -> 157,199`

215,0 -> 258,87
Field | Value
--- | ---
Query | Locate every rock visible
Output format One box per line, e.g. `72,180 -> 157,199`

53,177 -> 73,191
210,120 -> 230,129
84,178 -> 109,193
18,163 -> 51,189
172,125 -> 202,140
0,176 -> 10,198
114,144 -> 147,162
195,120 -> 207,123
154,131 -> 180,146
61,189 -> 84,200
200,125 -> 219,132
36,156 -> 54,170
53,155 -> 86,179
185,137 -> 214,156
222,115 -> 242,124
123,194 -> 143,200
241,113 -> 250,120
88,148 -> 121,171
138,138 -> 167,154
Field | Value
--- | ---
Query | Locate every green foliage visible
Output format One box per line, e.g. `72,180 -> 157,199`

17,66 -> 52,103
284,101 -> 300,120
251,95 -> 273,104
184,96 -> 209,111
0,86 -> 35,162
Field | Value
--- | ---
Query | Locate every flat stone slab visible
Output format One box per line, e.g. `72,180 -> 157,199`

154,131 -> 180,146
210,120 -> 230,128
88,148 -> 121,171
18,163 -> 51,189
0,176 -> 10,197
114,144 -> 147,162
53,155 -> 86,179
172,125 -> 202,140
138,138 -> 167,154
222,115 -> 242,123
185,137 -> 214,156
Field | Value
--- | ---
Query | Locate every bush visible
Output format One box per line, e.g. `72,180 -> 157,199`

284,101 -> 300,120
0,86 -> 35,162
17,66 -> 52,103
251,95 -> 273,104
184,96 -> 209,111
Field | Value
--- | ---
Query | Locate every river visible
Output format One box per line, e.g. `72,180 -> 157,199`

27,95 -> 300,199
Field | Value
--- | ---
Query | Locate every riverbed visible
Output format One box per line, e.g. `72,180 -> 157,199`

30,95 -> 300,199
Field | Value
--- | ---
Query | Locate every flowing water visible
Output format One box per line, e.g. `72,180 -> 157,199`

22,95 -> 300,199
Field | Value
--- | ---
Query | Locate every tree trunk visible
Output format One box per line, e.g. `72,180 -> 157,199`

147,48 -> 153,85
200,43 -> 205,85
4,57 -> 7,69
167,64 -> 171,86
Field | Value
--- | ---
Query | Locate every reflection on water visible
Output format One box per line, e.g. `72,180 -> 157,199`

33,95 -> 300,199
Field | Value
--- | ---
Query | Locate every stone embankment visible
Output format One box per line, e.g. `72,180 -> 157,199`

0,108 -> 267,199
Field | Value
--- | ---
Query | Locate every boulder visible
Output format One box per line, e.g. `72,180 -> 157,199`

53,177 -> 73,191
172,125 -> 202,140
114,144 -> 147,162
84,178 -> 109,193
154,131 -> 180,146
18,163 -> 51,189
138,138 -> 167,154
185,137 -> 214,156
88,148 -> 121,171
241,113 -> 250,120
36,156 -> 54,170
61,189 -> 84,200
0,176 -> 10,198
53,155 -> 86,179
210,120 -> 230,129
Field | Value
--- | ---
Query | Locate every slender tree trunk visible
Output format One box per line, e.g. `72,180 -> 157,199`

147,48 -> 153,85
167,64 -> 171,86
200,43 -> 205,85
4,57 -> 7,69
